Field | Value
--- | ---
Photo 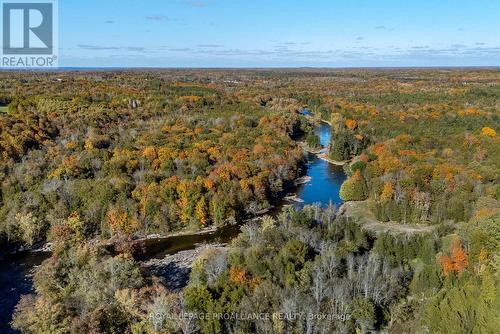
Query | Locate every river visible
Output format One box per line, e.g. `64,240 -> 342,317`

296,122 -> 346,207
0,120 -> 346,332
144,121 -> 346,259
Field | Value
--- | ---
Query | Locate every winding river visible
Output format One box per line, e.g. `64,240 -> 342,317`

144,121 -> 346,259
0,121 -> 346,332
296,122 -> 346,207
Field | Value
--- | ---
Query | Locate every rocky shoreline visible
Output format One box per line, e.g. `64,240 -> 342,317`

142,244 -> 229,291
317,152 -> 349,166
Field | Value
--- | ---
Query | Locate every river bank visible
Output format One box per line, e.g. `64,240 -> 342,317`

144,244 -> 229,291
317,152 -> 349,166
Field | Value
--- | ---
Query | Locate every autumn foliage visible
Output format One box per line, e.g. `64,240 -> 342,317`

1,68 -> 497,334
481,127 -> 497,138
440,237 -> 469,277
345,118 -> 358,130
229,266 -> 247,284
380,182 -> 394,203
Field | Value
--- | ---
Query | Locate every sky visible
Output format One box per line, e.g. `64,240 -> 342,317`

58,0 -> 500,67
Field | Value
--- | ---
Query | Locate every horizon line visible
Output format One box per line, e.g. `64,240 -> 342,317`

1,65 -> 500,72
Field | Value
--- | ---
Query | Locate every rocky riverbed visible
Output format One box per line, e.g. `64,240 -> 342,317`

142,244 -> 229,291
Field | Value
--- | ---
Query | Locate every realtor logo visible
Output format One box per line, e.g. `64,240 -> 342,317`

1,0 -> 58,67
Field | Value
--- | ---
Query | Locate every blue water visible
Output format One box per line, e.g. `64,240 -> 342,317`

316,121 -> 331,147
295,122 -> 347,207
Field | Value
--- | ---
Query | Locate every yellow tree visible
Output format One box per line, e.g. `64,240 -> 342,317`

107,207 -> 139,235
339,170 -> 367,201
195,196 -> 208,226
177,181 -> 191,225
380,182 -> 394,203
481,127 -> 497,138
142,146 -> 157,160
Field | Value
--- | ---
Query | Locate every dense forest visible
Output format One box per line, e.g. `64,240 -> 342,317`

0,69 -> 498,333
0,71 -> 308,243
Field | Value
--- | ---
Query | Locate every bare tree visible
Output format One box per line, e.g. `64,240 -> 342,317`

346,253 -> 355,280
311,264 -> 327,306
240,221 -> 261,244
320,249 -> 339,279
322,201 -> 337,225
205,250 -> 228,285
